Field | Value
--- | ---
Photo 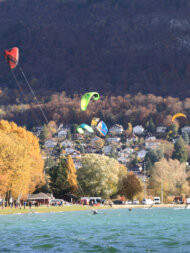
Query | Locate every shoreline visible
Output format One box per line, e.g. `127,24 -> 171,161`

0,203 -> 187,215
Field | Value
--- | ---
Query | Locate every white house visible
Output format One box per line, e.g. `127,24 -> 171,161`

145,136 -> 156,141
106,137 -> 120,144
70,150 -> 81,159
65,147 -> 75,155
103,145 -> 113,155
137,150 -> 147,159
44,139 -> 57,148
181,126 -> 190,135
126,135 -> 138,143
60,140 -> 73,147
73,159 -> 82,169
57,128 -> 68,138
145,140 -> 161,149
109,124 -> 124,135
133,125 -> 144,135
156,126 -> 167,133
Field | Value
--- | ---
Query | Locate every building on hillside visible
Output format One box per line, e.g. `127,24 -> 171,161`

145,136 -> 156,141
137,150 -> 147,159
109,124 -> 124,135
60,140 -> 73,148
65,147 -> 75,155
133,125 -> 144,135
126,135 -> 138,143
85,145 -> 98,154
145,139 -> 161,150
103,145 -> 113,155
106,137 -> 120,144
117,148 -> 134,164
156,126 -> 167,133
44,139 -> 57,148
181,126 -> 190,135
57,128 -> 68,138
73,159 -> 82,169
70,150 -> 81,159
27,192 -> 54,205
72,134 -> 84,141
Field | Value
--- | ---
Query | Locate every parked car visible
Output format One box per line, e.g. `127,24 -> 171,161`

132,200 -> 139,205
125,200 -> 132,205
154,197 -> 160,204
142,199 -> 154,205
113,200 -> 123,205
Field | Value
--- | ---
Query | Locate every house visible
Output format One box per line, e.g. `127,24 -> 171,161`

137,150 -> 147,159
181,126 -> 190,135
85,145 -> 98,154
73,159 -> 82,169
133,125 -> 144,135
109,124 -> 124,135
65,147 -> 75,155
126,135 -> 138,143
103,145 -> 113,155
60,140 -> 73,148
117,156 -> 130,164
57,128 -> 68,138
145,139 -> 161,149
106,137 -> 120,144
27,192 -> 54,205
44,139 -> 57,148
145,136 -> 156,141
117,148 -> 134,164
72,134 -> 84,141
70,150 -> 81,159
156,126 -> 167,133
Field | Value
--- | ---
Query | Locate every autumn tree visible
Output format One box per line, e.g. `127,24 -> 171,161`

0,120 -> 45,201
125,123 -> 133,136
66,155 -> 78,193
77,154 -> 127,198
119,172 -> 142,201
172,137 -> 187,163
148,158 -> 189,198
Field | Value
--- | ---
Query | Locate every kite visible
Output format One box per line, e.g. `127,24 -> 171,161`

77,123 -> 94,134
4,47 -> 19,69
81,92 -> 100,111
172,113 -> 186,122
96,121 -> 108,136
91,117 -> 100,127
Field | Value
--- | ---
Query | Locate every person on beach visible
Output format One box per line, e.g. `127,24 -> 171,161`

29,201 -> 32,209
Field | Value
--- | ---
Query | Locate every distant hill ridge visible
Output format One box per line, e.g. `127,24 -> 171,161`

0,0 -> 190,100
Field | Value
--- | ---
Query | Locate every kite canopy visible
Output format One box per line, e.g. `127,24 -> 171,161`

4,47 -> 19,69
96,121 -> 108,136
91,117 -> 100,127
77,123 -> 94,134
172,113 -> 187,122
81,92 -> 100,111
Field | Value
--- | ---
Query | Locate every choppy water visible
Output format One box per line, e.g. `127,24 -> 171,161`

0,208 -> 190,252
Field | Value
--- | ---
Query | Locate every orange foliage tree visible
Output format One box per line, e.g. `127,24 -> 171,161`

0,120 -> 45,201
66,155 -> 78,193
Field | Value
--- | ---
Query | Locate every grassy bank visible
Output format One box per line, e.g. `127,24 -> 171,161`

0,205 -> 111,215
0,204 -> 187,215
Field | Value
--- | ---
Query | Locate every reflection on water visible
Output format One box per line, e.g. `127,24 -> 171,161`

0,208 -> 189,252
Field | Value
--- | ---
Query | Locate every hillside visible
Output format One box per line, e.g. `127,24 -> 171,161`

0,0 -> 190,103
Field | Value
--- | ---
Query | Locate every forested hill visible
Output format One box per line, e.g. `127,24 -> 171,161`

1,0 -> 190,101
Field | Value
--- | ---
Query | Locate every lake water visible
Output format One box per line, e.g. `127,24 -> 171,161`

0,208 -> 190,252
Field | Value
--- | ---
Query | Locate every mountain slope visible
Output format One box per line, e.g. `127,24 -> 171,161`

0,0 -> 190,100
